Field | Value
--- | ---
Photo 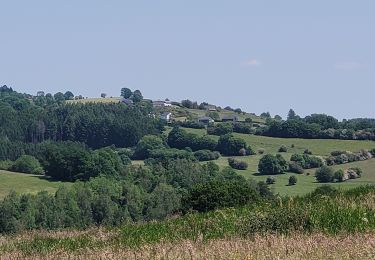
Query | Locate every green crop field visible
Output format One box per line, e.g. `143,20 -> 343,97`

181,127 -> 375,196
0,170 -> 71,199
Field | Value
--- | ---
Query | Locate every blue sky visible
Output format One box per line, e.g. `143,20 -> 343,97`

1,0 -> 374,119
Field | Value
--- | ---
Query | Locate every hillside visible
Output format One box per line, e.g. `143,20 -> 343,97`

181,127 -> 375,196
67,96 -> 266,123
0,170 -> 70,199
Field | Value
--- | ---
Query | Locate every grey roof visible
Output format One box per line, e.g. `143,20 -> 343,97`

198,116 -> 214,121
222,115 -> 238,120
122,98 -> 133,104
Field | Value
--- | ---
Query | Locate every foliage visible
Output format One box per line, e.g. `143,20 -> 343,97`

228,158 -> 248,170
185,179 -> 261,212
207,123 -> 233,135
133,135 -> 165,160
288,176 -> 297,185
288,162 -> 304,174
193,150 -> 220,161
121,88 -> 132,99
168,127 -> 217,151
278,145 -> 287,152
216,134 -> 254,156
12,155 -> 43,175
266,177 -> 275,184
0,160 -> 14,171
0,89 -> 162,149
205,111 -> 220,121
290,154 -> 324,169
315,166 -> 334,183
334,169 -> 344,182
174,121 -> 206,129
258,154 -> 288,175
131,90 -> 143,103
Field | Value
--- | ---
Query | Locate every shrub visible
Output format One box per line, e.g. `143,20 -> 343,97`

278,145 -> 288,153
148,148 -> 195,164
258,148 -> 265,155
347,167 -> 362,179
228,158 -> 248,170
334,169 -> 344,182
258,154 -> 288,175
309,185 -> 337,197
266,177 -> 275,185
187,179 -> 259,212
288,176 -> 297,185
371,148 -> 375,156
331,150 -> 345,156
233,123 -> 254,134
0,160 -> 13,171
290,154 -> 324,169
304,149 -> 312,155
168,127 -> 217,151
238,148 -> 247,156
315,166 -> 334,183
217,134 -> 254,156
288,162 -> 304,174
193,150 -> 220,161
133,135 -> 165,160
12,155 -> 43,174
207,123 -> 233,136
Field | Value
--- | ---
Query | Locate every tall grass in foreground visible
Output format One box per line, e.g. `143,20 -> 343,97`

1,185 -> 375,257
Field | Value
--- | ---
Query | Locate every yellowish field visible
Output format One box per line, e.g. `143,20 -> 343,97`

67,97 -> 121,104
1,230 -> 374,259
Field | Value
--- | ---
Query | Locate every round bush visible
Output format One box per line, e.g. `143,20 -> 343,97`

278,145 -> 288,153
228,158 -> 248,170
288,162 -> 304,174
12,155 -> 43,174
288,176 -> 297,185
266,177 -> 275,185
258,154 -> 288,175
315,166 -> 334,183
334,169 -> 344,182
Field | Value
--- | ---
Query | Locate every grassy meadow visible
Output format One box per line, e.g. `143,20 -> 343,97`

181,127 -> 375,196
0,170 -> 71,199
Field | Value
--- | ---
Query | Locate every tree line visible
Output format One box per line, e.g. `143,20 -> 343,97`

0,86 -> 162,148
0,159 -> 272,234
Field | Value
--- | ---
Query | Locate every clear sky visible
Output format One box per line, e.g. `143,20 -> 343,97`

1,0 -> 374,119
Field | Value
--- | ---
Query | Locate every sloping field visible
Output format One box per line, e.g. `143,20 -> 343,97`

183,127 -> 375,156
0,170 -> 71,199
182,127 -> 375,196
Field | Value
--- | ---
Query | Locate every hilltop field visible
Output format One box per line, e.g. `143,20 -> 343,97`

67,96 -> 266,123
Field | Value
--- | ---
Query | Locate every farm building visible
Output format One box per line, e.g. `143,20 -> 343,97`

121,98 -> 134,105
160,112 -> 173,122
222,115 -> 239,122
198,116 -> 215,124
153,100 -> 172,108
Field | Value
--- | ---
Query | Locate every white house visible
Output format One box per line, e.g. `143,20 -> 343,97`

153,100 -> 172,108
160,112 -> 173,122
